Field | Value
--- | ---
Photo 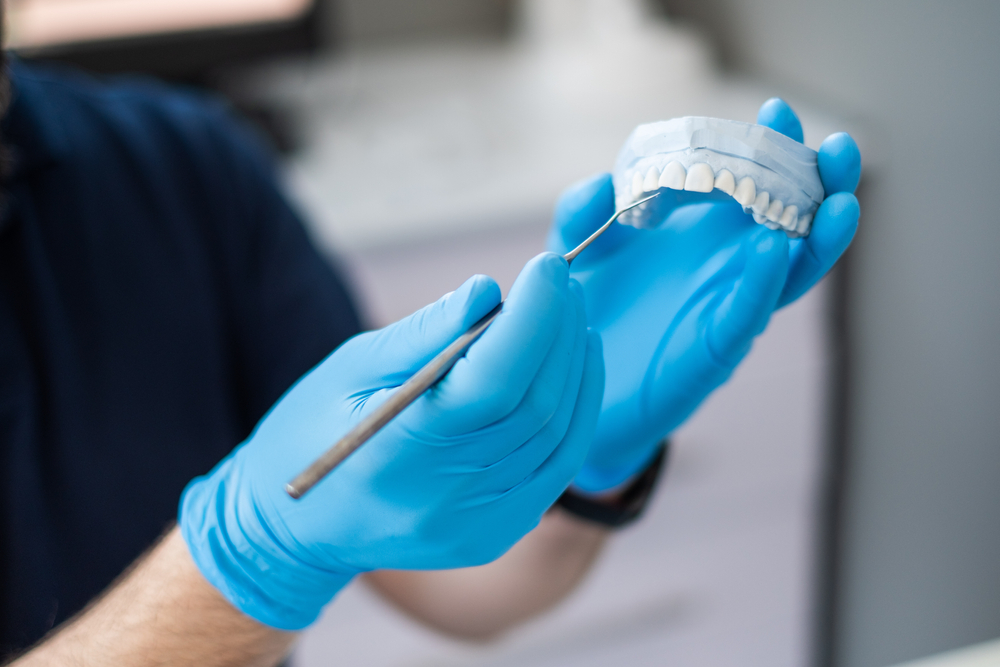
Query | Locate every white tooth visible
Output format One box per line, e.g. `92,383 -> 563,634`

630,172 -> 644,199
733,177 -> 756,207
659,161 -> 687,190
797,213 -> 813,234
753,212 -> 767,224
643,167 -> 661,192
779,205 -> 798,229
684,163 -> 715,193
752,191 -> 770,215
714,169 -> 736,196
764,220 -> 782,231
765,199 -> 784,222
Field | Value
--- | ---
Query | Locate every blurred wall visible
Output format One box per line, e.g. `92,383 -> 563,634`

658,2 -> 1000,666
327,0 -> 511,46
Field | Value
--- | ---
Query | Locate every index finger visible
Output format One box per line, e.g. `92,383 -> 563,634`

427,252 -> 571,434
757,97 -> 805,143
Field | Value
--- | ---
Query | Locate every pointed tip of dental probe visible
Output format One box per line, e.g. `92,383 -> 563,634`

563,193 -> 660,264
624,192 -> 660,211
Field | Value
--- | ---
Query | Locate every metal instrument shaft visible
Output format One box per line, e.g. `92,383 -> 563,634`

285,193 -> 659,499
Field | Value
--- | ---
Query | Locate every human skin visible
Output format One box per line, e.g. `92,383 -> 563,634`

6,527 -> 296,667
6,512 -> 607,666
364,506 -> 609,640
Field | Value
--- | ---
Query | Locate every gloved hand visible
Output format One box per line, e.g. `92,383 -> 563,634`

547,98 -> 862,493
180,253 -> 604,630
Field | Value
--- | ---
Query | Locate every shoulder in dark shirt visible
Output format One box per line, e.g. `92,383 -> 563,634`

0,61 -> 361,655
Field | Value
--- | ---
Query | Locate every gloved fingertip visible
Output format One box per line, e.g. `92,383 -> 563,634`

757,98 -> 804,143
810,192 -> 860,259
500,253 -> 571,327
822,191 -> 861,224
458,273 -> 501,299
818,132 -> 862,195
776,193 -> 859,308
451,274 -> 502,328
527,251 -> 570,285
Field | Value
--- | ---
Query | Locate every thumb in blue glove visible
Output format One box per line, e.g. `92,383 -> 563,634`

180,253 -> 605,630
548,99 -> 861,493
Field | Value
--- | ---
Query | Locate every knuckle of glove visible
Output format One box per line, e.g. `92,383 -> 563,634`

472,381 -> 527,427
519,380 -> 565,433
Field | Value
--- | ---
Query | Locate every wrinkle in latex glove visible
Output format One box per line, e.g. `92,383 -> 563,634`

180,253 -> 605,629
548,98 -> 860,493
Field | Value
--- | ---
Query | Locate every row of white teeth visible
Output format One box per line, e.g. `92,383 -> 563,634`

627,162 -> 813,235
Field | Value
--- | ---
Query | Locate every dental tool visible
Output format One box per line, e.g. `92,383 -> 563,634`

285,193 -> 660,499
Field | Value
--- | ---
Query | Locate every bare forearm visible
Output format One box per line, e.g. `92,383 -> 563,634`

10,527 -> 295,667
365,507 -> 608,640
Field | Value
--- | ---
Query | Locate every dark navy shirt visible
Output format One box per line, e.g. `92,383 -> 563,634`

0,61 -> 361,655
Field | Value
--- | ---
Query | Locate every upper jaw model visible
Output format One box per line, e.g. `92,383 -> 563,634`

613,117 -> 825,237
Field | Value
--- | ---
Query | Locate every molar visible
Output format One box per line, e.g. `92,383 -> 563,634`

684,163 -> 715,193
714,169 -> 736,196
751,191 -> 770,216
734,177 -> 756,207
659,161 -> 687,190
765,199 -> 784,223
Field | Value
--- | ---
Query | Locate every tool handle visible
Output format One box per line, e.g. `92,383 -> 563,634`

285,193 -> 658,499
285,303 -> 503,499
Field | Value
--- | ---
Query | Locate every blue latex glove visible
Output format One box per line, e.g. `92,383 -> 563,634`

180,253 -> 604,630
547,99 -> 862,493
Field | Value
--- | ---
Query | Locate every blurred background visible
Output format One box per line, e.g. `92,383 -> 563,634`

8,1 -> 998,666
